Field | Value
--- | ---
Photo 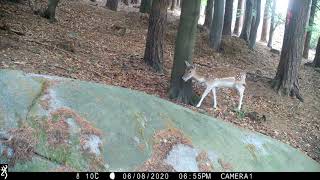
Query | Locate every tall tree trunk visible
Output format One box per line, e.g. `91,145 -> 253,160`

131,0 -> 139,4
267,0 -> 276,48
233,0 -> 244,35
249,0 -> 256,37
313,37 -> 320,67
249,0 -> 261,49
106,0 -> 119,11
272,0 -> 311,102
167,0 -> 172,8
303,0 -> 317,59
203,0 -> 214,28
43,0 -> 60,21
169,0 -> 201,104
140,0 -> 153,13
240,0 -> 254,43
222,0 -> 234,36
260,0 -> 271,42
171,0 -> 176,10
209,0 -> 225,51
123,0 -> 130,5
143,0 -> 167,72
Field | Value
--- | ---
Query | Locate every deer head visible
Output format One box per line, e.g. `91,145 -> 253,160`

182,61 -> 196,82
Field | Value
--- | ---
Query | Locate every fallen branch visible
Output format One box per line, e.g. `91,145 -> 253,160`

246,72 -> 273,82
89,69 -> 111,80
9,29 -> 25,36
0,24 -> 25,36
25,39 -> 54,48
51,64 -> 69,71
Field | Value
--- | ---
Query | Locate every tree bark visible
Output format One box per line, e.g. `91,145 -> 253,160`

169,0 -> 201,104
143,0 -> 167,72
43,0 -> 60,22
267,0 -> 276,48
171,0 -> 176,10
303,0 -> 317,59
313,37 -> 320,67
249,0 -> 256,37
123,0 -> 130,5
260,0 -> 271,42
240,0 -> 254,43
233,0 -> 244,35
222,0 -> 234,36
249,0 -> 261,49
209,0 -> 225,51
131,0 -> 138,3
272,0 -> 311,102
106,0 -> 119,11
203,0 -> 214,28
140,0 -> 153,13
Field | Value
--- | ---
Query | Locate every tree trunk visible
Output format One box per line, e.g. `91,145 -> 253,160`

249,0 -> 256,38
267,0 -> 276,48
233,0 -> 244,35
272,0 -> 311,102
43,0 -> 60,21
106,0 -> 119,11
176,0 -> 180,7
303,0 -> 317,59
203,0 -> 214,28
313,37 -> 320,67
169,0 -> 201,104
123,0 -> 130,5
131,0 -> 138,3
143,0 -> 167,72
249,0 -> 261,49
167,0 -> 172,8
140,0 -> 153,13
240,0 -> 254,43
260,0 -> 271,42
222,0 -> 234,36
209,0 -> 225,51
171,0 -> 176,10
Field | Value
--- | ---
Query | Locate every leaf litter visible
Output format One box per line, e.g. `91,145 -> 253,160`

0,0 -> 319,163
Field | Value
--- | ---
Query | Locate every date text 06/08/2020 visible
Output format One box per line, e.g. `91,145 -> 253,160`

120,172 -> 253,180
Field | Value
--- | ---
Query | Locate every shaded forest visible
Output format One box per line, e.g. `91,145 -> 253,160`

0,0 -> 320,163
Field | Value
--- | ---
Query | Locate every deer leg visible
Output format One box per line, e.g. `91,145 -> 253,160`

196,87 -> 211,108
236,85 -> 245,111
212,88 -> 217,109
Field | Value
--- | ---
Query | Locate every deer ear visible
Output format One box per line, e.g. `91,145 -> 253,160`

185,61 -> 191,67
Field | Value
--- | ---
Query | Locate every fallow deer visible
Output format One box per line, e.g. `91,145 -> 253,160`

182,61 -> 246,111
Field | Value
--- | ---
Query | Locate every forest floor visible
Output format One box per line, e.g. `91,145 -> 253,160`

0,0 -> 319,163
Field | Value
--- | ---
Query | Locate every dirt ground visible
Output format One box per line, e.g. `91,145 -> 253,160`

0,0 -> 319,163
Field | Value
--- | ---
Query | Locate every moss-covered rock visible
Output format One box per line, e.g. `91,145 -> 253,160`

0,69 -> 319,172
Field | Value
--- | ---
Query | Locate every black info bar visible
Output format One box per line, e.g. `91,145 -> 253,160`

0,172 -> 319,180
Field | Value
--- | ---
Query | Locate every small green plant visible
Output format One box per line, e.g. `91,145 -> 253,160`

234,109 -> 246,119
191,94 -> 201,106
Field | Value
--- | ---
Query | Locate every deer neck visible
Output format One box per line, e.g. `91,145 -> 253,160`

193,72 -> 206,83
